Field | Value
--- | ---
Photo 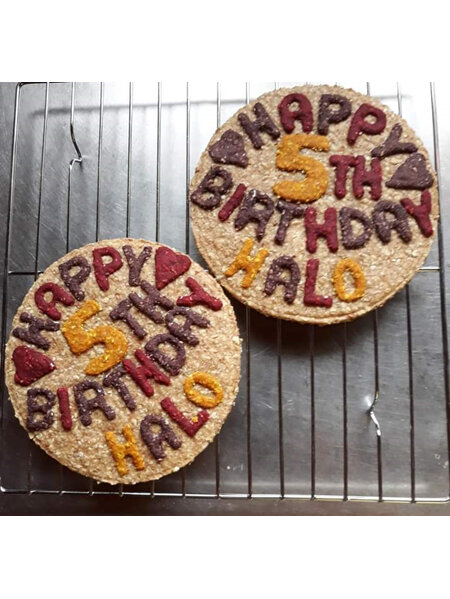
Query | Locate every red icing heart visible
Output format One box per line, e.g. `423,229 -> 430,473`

155,247 -> 191,290
12,345 -> 56,386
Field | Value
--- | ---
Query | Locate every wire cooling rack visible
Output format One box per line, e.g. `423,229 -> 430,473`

0,82 -> 449,505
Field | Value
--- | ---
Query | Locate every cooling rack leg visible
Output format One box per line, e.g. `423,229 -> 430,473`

430,83 -> 450,498
0,83 -> 22,492
342,323 -> 348,501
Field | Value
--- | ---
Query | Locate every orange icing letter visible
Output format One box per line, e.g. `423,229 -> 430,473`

184,372 -> 224,409
105,425 -> 145,476
224,238 -> 269,289
333,258 -> 366,302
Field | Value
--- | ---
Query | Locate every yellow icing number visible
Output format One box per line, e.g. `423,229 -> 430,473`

61,299 -> 128,375
184,372 -> 224,409
273,133 -> 330,202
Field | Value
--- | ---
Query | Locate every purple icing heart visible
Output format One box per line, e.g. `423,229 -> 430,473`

386,153 -> 433,190
209,130 -> 249,168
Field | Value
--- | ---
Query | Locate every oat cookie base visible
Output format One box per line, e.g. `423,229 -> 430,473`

5,239 -> 242,484
190,85 -> 439,324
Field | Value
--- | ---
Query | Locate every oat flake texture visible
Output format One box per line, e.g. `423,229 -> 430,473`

189,85 -> 439,324
5,239 -> 241,484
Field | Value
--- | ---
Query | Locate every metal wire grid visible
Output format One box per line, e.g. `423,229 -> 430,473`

0,82 -> 449,503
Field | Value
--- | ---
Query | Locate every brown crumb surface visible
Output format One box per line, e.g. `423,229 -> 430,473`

5,239 -> 242,484
190,85 -> 439,324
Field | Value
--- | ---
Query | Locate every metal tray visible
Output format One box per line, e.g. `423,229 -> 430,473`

0,82 -> 449,511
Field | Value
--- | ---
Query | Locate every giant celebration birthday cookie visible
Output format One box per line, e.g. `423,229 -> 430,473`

5,239 -> 241,484
190,85 -> 439,323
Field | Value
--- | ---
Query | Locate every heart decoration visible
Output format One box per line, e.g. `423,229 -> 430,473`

13,345 -> 56,386
155,246 -> 191,290
209,130 -> 249,168
386,153 -> 433,190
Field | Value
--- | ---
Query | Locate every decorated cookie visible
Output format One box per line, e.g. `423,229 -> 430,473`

189,85 -> 439,324
5,239 -> 241,484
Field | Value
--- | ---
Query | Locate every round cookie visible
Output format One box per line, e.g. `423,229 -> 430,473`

189,85 -> 439,324
5,239 -> 241,484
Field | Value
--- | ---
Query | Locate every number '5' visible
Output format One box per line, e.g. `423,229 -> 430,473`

273,133 -> 330,203
62,299 -> 128,375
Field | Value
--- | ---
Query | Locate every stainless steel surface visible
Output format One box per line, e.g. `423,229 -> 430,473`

0,82 -> 449,514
